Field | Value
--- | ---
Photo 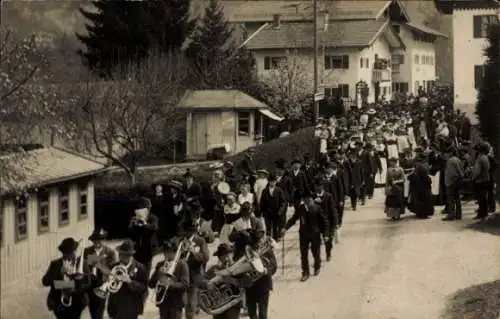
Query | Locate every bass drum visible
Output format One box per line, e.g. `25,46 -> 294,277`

198,283 -> 243,315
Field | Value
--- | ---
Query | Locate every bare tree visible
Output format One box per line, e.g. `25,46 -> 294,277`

69,51 -> 189,184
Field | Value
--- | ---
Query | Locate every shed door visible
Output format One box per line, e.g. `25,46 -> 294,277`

192,113 -> 208,156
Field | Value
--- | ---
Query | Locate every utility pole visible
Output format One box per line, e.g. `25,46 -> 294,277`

313,0 -> 319,120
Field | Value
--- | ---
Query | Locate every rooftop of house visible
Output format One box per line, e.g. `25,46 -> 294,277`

245,19 -> 392,49
434,0 -> 499,15
177,89 -> 269,110
0,147 -> 107,195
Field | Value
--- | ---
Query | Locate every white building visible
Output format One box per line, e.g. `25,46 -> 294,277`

219,0 -> 446,106
435,0 -> 499,121
0,147 -> 106,319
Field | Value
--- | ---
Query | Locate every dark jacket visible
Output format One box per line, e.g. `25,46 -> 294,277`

284,202 -> 329,238
148,260 -> 189,308
129,214 -> 159,264
42,257 -> 92,312
347,159 -> 364,189
259,186 -> 287,219
183,182 -> 203,202
313,191 -> 338,228
240,154 -> 257,178
338,161 -> 351,191
276,175 -> 294,204
180,234 -> 210,285
303,165 -> 318,190
228,216 -> 264,260
361,151 -> 382,178
107,259 -> 149,317
289,169 -> 309,203
323,172 -> 344,206
83,245 -> 118,288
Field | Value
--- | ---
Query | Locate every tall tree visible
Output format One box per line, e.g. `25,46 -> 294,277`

186,0 -> 256,89
475,23 -> 500,149
77,0 -> 195,78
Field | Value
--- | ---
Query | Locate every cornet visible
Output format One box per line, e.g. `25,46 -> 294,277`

61,239 -> 85,308
182,235 -> 196,261
93,264 -> 129,299
154,243 -> 184,305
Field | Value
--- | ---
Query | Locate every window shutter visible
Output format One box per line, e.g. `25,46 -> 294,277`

474,65 -> 485,89
473,16 -> 482,38
360,58 -> 363,68
324,56 -> 331,69
264,57 -> 270,70
342,55 -> 349,69
342,84 -> 349,98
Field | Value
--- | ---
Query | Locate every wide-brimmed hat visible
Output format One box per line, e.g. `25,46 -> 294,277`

268,173 -> 277,181
58,237 -> 79,254
183,169 -> 193,178
168,180 -> 183,190
213,243 -> 233,257
163,238 -> 179,251
291,157 -> 302,165
116,239 -> 136,255
89,229 -> 107,241
257,169 -> 269,176
367,109 -> 376,115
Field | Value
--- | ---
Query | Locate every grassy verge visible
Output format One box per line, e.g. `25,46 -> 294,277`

442,280 -> 500,319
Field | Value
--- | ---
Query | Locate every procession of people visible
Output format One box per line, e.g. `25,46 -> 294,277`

41,95 -> 497,319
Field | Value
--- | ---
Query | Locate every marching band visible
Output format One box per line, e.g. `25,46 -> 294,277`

42,101 -> 481,319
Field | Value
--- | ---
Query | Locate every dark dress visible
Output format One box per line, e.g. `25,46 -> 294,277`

408,164 -> 434,218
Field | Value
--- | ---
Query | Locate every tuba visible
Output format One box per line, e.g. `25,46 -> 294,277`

198,237 -> 276,315
93,264 -> 129,299
61,239 -> 85,308
154,242 -> 184,305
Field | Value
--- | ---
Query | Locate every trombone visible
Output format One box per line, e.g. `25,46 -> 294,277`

61,239 -> 86,308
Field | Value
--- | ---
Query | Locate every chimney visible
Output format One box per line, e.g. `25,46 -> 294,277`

273,14 -> 281,29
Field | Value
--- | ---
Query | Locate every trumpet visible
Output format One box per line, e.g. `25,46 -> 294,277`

93,264 -> 129,299
182,235 -> 196,261
154,243 -> 184,305
61,239 -> 85,308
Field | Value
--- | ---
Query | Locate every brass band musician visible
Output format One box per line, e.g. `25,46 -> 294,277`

129,197 -> 159,273
148,239 -> 189,319
106,239 -> 148,319
42,237 -> 91,319
84,229 -> 118,319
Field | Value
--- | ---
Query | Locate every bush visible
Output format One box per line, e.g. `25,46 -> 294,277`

226,126 -> 316,170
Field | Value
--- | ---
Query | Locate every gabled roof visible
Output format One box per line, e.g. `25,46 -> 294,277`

177,90 -> 269,109
0,147 -> 107,195
219,0 -> 393,22
245,20 -> 389,49
434,0 -> 499,15
405,22 -> 448,38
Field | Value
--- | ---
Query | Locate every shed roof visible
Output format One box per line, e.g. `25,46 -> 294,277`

246,20 -> 388,49
177,90 -> 269,109
1,147 -> 106,195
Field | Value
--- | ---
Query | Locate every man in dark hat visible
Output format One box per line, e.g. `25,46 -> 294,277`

290,158 -> 309,209
243,228 -> 277,319
302,153 -> 317,191
240,147 -> 257,188
229,202 -> 265,259
336,150 -> 351,202
129,197 -> 159,274
201,243 -> 242,319
259,174 -> 288,241
472,142 -> 491,220
161,180 -> 185,243
347,150 -> 364,211
443,147 -> 464,221
282,194 -> 329,282
107,239 -> 148,319
274,159 -> 293,205
312,177 -> 337,261
148,239 -> 189,319
323,161 -> 345,229
42,237 -> 91,319
183,169 -> 203,203
178,220 -> 210,319
84,229 -> 118,319
360,143 -> 381,201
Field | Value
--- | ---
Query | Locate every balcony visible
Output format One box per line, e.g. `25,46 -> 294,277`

373,58 -> 391,82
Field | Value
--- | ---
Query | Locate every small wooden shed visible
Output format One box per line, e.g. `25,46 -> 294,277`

178,89 -> 283,160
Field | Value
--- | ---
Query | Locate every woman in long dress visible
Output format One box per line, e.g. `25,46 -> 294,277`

218,193 -> 241,244
408,155 -> 434,218
385,158 -> 406,220
384,127 -> 399,160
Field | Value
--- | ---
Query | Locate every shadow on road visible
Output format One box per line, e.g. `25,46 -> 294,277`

465,213 -> 500,236
441,279 -> 500,319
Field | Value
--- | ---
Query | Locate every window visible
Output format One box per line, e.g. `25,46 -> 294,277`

414,54 -> 419,64
392,82 -> 409,93
473,15 -> 497,38
382,86 -> 387,96
78,182 -> 88,220
59,185 -> 70,226
324,55 -> 349,69
360,57 -> 363,68
15,198 -> 28,241
38,189 -> 50,234
430,56 -> 434,65
325,84 -> 349,98
474,65 -> 486,89
391,54 -> 404,65
263,56 -> 287,70
415,81 -> 420,93
365,58 -> 370,68
412,33 -> 434,43
238,112 -> 251,136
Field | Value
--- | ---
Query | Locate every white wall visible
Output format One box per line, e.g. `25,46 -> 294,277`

359,35 -> 393,102
452,8 -> 496,119
0,179 -> 95,319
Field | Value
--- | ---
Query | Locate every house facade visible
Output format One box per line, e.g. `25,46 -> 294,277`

435,0 -> 499,120
221,0 -> 446,106
0,147 -> 105,319
178,90 -> 283,160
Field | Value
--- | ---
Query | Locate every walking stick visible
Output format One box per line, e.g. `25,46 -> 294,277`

281,233 -> 285,276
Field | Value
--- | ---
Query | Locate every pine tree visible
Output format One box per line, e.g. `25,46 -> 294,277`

475,23 -> 500,149
77,0 -> 195,78
77,1 -> 151,78
186,0 -> 254,89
